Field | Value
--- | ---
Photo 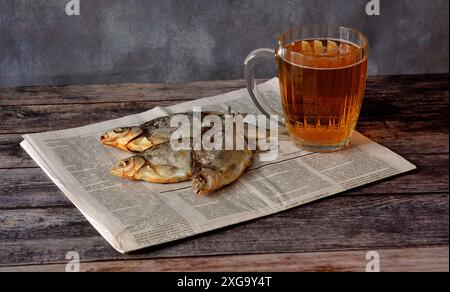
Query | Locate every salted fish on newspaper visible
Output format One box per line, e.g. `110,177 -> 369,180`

111,142 -> 192,184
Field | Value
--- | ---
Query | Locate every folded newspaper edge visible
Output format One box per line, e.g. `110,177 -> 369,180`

21,78 -> 417,253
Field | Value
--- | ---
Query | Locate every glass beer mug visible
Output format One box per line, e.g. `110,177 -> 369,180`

245,25 -> 369,152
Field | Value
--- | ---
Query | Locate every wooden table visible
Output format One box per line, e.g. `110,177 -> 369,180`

0,74 -> 448,272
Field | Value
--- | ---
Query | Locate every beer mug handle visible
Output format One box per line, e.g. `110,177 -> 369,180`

244,48 -> 285,127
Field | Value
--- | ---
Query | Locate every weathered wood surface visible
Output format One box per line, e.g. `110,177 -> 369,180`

1,246 -> 447,272
0,74 -> 448,271
0,193 -> 448,266
0,80 -> 248,106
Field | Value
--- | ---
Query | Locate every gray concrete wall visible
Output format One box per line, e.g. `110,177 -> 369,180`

0,0 -> 448,86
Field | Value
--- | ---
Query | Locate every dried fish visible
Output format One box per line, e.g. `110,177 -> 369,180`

111,137 -> 254,194
191,148 -> 254,195
111,142 -> 191,184
100,112 -> 223,152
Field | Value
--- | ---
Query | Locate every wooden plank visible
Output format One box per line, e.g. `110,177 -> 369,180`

0,74 -> 447,106
0,101 -> 185,134
0,193 -> 447,266
0,134 -> 33,168
0,153 -> 447,209
0,246 -> 447,272
356,121 -> 449,155
364,74 -> 449,98
0,80 -> 248,106
1,120 -> 447,169
0,185 -> 71,209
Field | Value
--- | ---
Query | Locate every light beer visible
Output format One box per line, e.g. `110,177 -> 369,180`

277,39 -> 368,150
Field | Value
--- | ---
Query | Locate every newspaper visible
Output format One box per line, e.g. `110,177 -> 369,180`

21,78 -> 416,253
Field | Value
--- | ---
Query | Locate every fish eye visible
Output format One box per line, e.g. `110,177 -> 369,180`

198,173 -> 207,183
119,159 -> 130,167
114,128 -> 124,133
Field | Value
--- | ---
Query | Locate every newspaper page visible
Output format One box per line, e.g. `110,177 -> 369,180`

21,78 -> 416,253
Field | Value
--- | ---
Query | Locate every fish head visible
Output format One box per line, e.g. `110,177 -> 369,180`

111,155 -> 147,179
100,126 -> 143,152
192,167 -> 221,195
